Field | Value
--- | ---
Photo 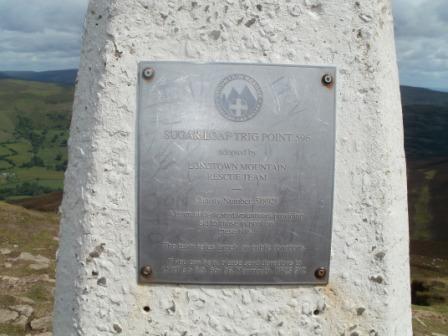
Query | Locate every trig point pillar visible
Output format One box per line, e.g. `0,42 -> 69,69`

54,1 -> 412,335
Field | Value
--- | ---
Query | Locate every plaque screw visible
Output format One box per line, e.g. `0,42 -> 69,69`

315,267 -> 327,279
322,74 -> 333,86
142,67 -> 155,79
141,265 -> 153,278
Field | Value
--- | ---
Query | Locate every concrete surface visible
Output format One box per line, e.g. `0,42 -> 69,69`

54,0 -> 412,335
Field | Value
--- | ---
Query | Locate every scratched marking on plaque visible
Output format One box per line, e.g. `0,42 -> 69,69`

271,76 -> 302,116
138,62 -> 335,284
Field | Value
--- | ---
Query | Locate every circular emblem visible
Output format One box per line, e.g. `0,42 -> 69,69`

214,73 -> 263,122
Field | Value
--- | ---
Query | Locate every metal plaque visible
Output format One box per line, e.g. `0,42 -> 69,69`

137,62 -> 335,285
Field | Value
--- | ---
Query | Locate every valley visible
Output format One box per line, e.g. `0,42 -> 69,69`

0,73 -> 447,335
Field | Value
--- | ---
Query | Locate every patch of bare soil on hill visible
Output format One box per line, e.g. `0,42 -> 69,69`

7,192 -> 62,213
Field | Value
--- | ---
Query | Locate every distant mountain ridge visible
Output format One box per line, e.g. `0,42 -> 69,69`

1,69 -> 447,101
400,86 -> 448,159
0,72 -> 447,243
0,69 -> 77,86
401,85 -> 448,106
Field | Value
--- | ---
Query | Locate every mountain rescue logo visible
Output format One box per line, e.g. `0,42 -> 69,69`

214,73 -> 263,122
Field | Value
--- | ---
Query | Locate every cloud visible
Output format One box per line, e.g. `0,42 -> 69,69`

0,0 -> 88,71
393,0 -> 448,90
0,0 -> 446,91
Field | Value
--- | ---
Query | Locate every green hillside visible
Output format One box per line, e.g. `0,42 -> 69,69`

0,77 -> 447,335
408,159 -> 448,241
0,79 -> 73,201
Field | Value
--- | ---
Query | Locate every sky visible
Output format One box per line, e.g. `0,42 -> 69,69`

0,0 -> 446,91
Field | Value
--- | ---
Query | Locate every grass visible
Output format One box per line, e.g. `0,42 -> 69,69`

0,202 -> 58,335
411,242 -> 448,336
0,295 -> 17,308
0,79 -> 72,201
413,306 -> 448,335
0,161 -> 12,169
37,147 -> 66,165
0,145 -> 12,156
407,159 -> 448,242
15,167 -> 63,181
412,167 -> 438,241
413,185 -> 433,240
0,79 -> 73,136
424,170 -> 437,180
26,284 -> 51,303
5,142 -> 32,153
0,202 -> 58,257
0,325 -> 24,335
6,195 -> 32,201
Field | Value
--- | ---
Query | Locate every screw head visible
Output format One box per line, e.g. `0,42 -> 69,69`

141,265 -> 153,278
315,267 -> 327,279
322,74 -> 333,86
142,67 -> 155,79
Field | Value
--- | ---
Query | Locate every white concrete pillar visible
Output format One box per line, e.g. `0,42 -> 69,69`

54,0 -> 412,335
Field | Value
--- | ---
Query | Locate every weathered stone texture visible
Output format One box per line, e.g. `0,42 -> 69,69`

54,0 -> 412,335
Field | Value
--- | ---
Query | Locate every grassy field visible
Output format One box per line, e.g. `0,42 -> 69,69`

0,79 -> 72,202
